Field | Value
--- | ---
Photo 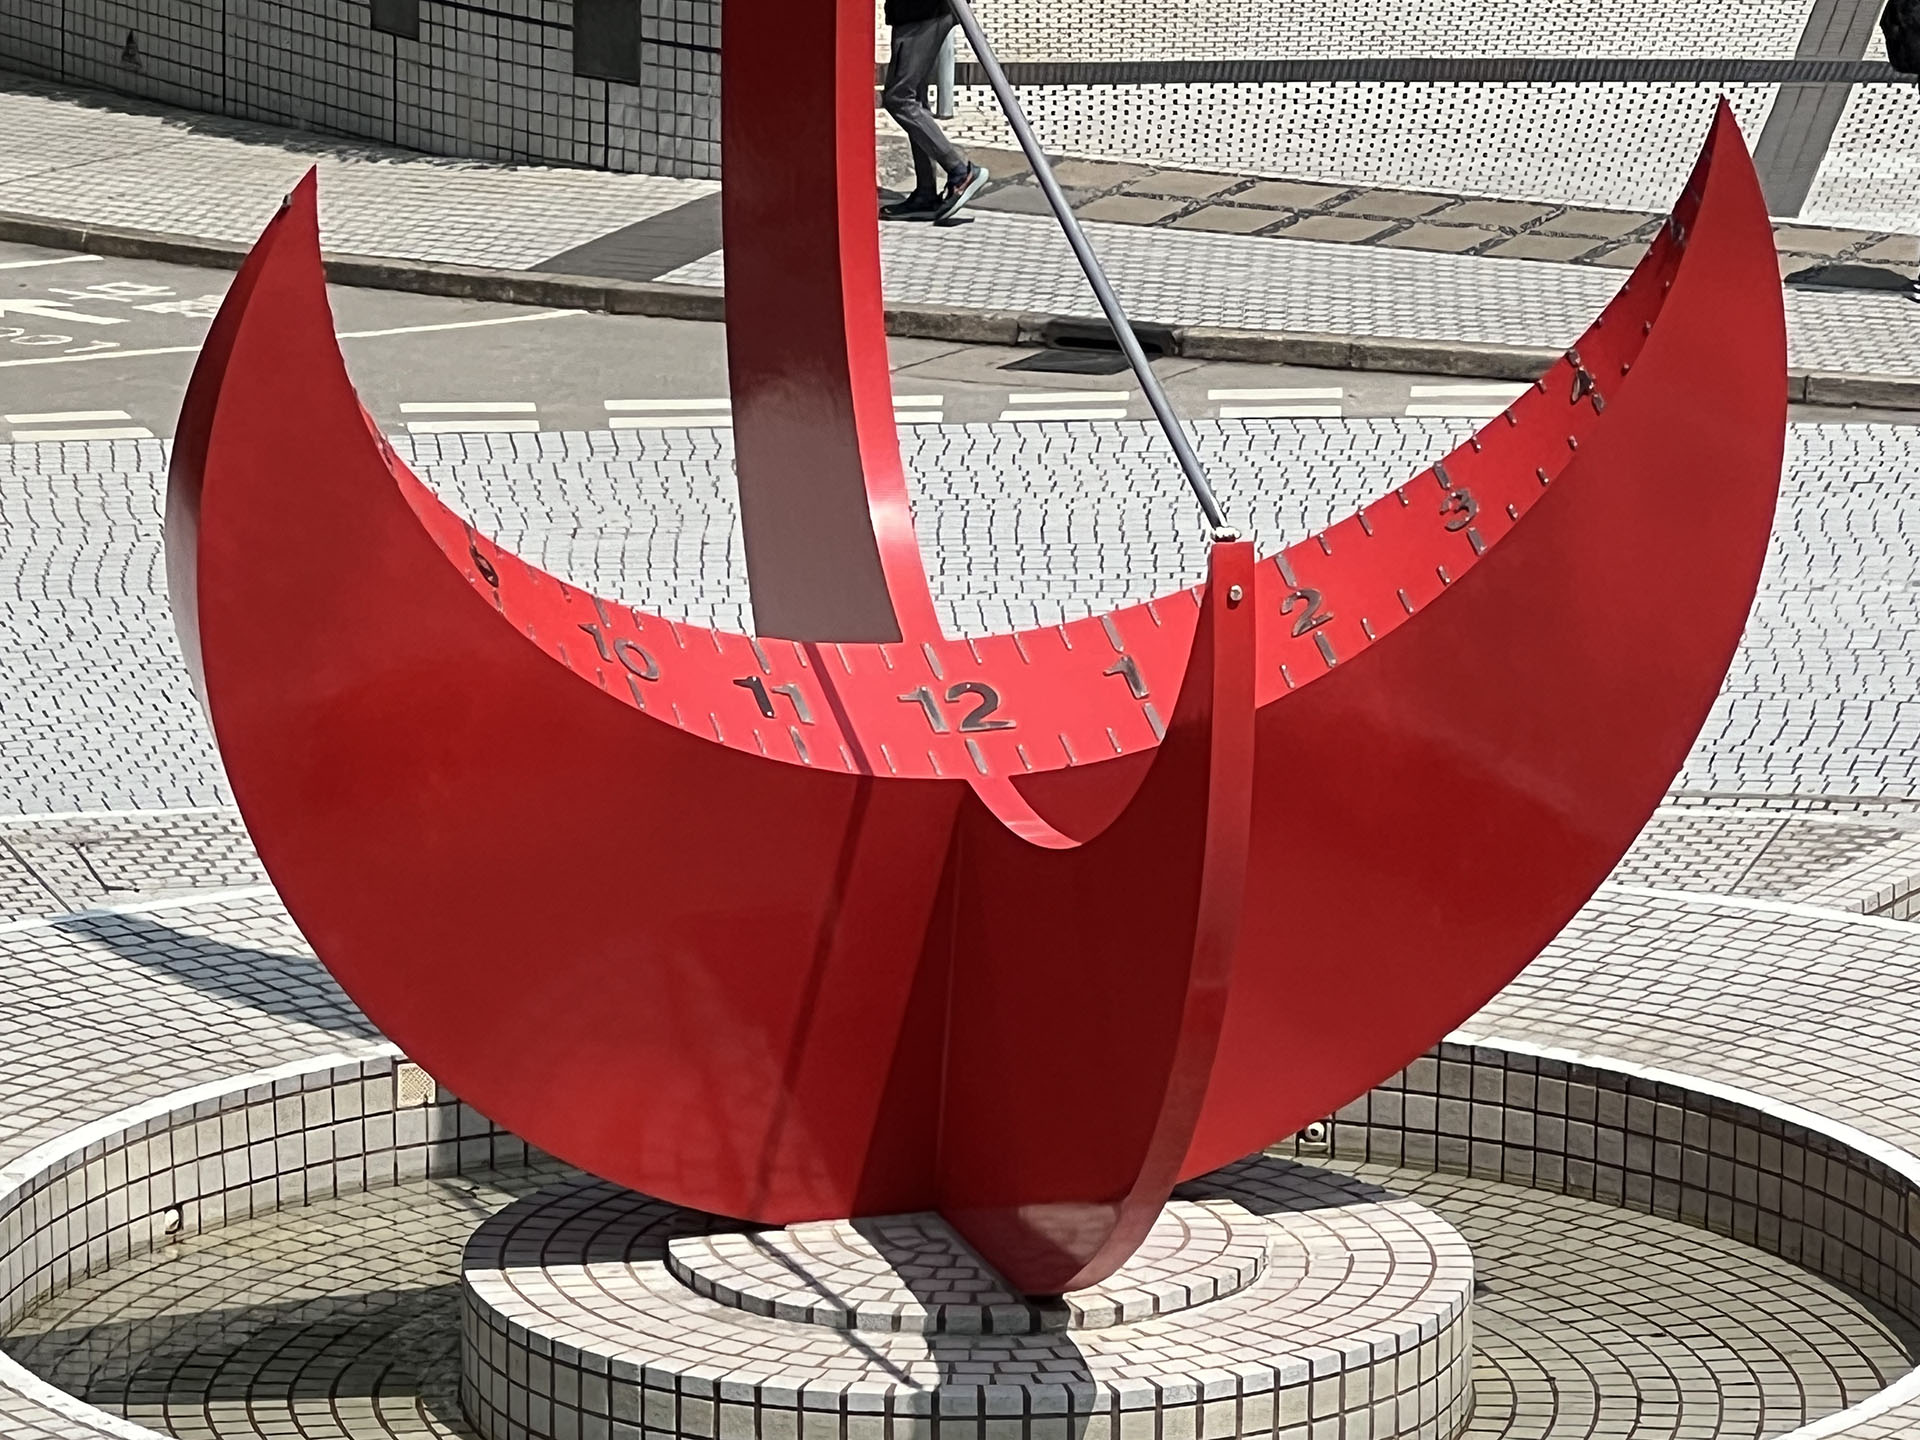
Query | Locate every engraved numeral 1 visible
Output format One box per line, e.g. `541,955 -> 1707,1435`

898,686 -> 950,734
733,677 -> 814,724
1104,654 -> 1149,700
734,675 -> 777,718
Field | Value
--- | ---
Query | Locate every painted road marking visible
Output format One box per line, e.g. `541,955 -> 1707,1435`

0,298 -> 127,326
0,308 -> 585,369
399,401 -> 538,414
1000,389 -> 1130,421
9,427 -> 155,442
606,398 -> 733,429
7,407 -> 155,442
403,400 -> 541,434
1405,383 -> 1530,419
5,409 -> 136,424
340,311 -> 585,340
0,255 -> 104,271
1208,385 -> 1343,418
605,399 -> 731,411
403,420 -> 542,434
895,394 -> 944,423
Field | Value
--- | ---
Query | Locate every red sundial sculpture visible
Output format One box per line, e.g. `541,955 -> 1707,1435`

166,0 -> 1787,1296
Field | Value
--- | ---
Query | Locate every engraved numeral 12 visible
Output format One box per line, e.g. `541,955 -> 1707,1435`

898,682 -> 1015,734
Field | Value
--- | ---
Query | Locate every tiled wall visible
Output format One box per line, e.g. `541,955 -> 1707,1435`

0,1052 -> 527,1340
1279,1041 -> 1920,1333
0,0 -> 720,176
459,1173 -> 1475,1440
5,1041 -> 1919,1440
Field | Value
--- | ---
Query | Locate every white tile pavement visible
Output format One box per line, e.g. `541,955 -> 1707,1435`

6,422 -> 1920,818
664,212 -> 1920,378
2,70 -> 1914,372
938,83 -> 1791,219
1803,83 -> 1920,235
8,413 -> 1920,1438
926,0 -> 1819,64
0,77 -> 715,269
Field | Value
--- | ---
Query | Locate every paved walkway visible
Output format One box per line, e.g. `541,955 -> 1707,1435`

924,0 -> 1919,230
3,72 -> 1915,387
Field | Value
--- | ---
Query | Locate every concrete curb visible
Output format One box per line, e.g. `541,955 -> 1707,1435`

6,207 -> 1916,409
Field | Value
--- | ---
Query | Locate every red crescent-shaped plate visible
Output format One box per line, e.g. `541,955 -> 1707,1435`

168,86 -> 1784,1291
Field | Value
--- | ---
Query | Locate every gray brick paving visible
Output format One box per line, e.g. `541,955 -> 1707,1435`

0,810 -> 262,924
1805,40 -> 1920,233
937,82 -> 1793,220
899,140 -> 1913,284
1616,798 -> 1920,916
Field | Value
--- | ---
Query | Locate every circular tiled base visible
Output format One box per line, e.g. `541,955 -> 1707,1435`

459,1161 -> 1476,1440
664,1201 -> 1268,1332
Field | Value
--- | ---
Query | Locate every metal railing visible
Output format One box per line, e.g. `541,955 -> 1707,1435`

935,30 -> 956,119
944,0 -> 1235,539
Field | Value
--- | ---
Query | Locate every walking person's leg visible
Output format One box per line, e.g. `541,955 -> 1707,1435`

881,16 -> 987,221
881,22 -> 944,217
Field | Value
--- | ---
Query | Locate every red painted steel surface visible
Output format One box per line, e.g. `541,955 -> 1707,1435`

719,0 -> 937,644
168,84 -> 1784,1291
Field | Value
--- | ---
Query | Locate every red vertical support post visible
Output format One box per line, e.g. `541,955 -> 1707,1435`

720,0 -> 938,643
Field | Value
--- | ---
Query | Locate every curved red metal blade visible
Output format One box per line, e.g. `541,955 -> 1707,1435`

720,0 -> 938,644
171,180 -> 1255,1291
1184,100 -> 1788,1173
936,542 -> 1256,1292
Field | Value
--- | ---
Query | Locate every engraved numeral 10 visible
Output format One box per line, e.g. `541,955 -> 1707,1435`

577,622 -> 659,681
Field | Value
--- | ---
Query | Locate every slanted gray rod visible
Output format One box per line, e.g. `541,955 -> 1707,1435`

945,0 -> 1236,540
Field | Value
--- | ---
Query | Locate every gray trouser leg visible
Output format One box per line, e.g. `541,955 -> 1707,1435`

883,17 -> 966,193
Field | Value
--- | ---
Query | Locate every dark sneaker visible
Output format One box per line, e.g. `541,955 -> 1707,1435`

881,192 -> 943,221
937,164 -> 989,221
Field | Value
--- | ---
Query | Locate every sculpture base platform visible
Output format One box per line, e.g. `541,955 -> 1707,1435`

460,1159 -> 1474,1440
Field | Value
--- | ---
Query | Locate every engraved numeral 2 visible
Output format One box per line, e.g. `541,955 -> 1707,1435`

947,682 -> 1013,731
1281,587 -> 1332,638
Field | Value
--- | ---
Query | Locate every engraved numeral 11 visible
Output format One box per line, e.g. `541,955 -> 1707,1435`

734,676 -> 814,724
